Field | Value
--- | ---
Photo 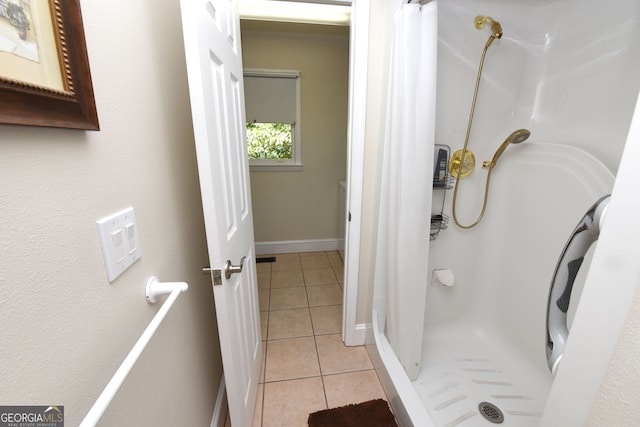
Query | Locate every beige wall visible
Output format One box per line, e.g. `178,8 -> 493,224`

0,1 -> 223,425
241,22 -> 349,244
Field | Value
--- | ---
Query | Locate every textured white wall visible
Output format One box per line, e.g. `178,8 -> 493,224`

587,285 -> 640,426
0,1 -> 223,425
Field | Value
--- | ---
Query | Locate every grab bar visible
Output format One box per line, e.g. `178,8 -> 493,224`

546,195 -> 609,376
79,277 -> 189,427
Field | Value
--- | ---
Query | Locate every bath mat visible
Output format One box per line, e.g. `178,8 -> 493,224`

308,399 -> 398,427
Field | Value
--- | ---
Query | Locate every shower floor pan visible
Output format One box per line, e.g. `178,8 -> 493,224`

412,322 -> 552,427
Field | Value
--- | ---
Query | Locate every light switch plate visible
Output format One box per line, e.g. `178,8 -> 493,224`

97,207 -> 142,282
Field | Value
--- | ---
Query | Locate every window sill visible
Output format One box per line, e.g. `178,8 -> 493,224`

249,163 -> 303,172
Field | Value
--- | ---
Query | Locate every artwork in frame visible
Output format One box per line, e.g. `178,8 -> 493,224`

0,0 -> 99,130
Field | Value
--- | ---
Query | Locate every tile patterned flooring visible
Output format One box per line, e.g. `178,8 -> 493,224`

226,251 -> 387,426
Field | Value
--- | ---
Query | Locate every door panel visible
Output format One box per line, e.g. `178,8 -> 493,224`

180,1 -> 261,426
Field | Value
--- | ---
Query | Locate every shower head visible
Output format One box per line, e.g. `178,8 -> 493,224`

483,129 -> 531,169
475,15 -> 503,39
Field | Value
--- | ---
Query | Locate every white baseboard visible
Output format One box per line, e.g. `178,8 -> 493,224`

344,323 -> 369,346
210,375 -> 228,427
356,323 -> 370,343
351,323 -> 369,346
255,239 -> 338,255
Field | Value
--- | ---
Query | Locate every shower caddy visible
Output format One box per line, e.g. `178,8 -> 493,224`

431,144 -> 452,240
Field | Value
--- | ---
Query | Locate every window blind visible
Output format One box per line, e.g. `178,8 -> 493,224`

244,73 -> 298,124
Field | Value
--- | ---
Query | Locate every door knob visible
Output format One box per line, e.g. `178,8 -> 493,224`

201,256 -> 246,285
224,256 -> 246,279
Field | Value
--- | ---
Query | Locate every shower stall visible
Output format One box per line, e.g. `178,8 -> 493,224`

361,0 -> 640,425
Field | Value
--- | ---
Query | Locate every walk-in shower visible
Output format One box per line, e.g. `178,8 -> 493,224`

368,0 -> 640,425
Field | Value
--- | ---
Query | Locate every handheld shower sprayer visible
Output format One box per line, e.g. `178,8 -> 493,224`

483,129 -> 531,169
453,129 -> 532,229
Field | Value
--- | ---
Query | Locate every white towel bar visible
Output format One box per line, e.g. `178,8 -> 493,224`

79,277 -> 189,427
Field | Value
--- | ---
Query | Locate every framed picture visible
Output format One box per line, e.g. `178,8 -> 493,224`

0,0 -> 99,130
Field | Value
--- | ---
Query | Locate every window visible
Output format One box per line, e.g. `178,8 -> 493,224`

244,69 -> 301,171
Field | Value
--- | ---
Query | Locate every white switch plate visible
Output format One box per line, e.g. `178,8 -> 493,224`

97,207 -> 142,282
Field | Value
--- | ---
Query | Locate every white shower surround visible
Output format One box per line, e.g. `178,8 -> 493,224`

367,0 -> 640,425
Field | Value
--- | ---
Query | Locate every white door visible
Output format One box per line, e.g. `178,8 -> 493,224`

180,1 -> 261,426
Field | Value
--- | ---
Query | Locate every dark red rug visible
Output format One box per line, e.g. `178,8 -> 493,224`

308,399 -> 398,427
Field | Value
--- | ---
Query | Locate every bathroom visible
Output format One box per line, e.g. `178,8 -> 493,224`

1,0 -> 640,426
353,0 -> 640,425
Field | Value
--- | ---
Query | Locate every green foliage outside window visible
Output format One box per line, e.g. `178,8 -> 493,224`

246,122 -> 292,160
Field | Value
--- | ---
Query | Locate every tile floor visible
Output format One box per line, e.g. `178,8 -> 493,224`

226,251 -> 388,426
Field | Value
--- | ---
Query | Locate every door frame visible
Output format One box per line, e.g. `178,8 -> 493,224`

342,0 -> 369,346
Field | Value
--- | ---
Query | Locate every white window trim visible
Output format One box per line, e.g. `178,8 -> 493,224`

244,68 -> 302,171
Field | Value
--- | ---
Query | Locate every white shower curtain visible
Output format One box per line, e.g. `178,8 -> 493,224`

374,1 -> 437,381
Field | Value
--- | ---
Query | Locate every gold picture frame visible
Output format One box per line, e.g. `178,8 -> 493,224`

0,0 -> 99,130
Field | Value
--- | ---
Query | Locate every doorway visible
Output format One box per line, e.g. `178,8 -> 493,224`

240,17 -> 356,332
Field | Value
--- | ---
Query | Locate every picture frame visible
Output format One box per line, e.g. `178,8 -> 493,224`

0,0 -> 99,130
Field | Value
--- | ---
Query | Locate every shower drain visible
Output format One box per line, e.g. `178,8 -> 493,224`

478,402 -> 504,424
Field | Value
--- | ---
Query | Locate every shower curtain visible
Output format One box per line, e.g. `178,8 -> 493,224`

374,1 -> 437,381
